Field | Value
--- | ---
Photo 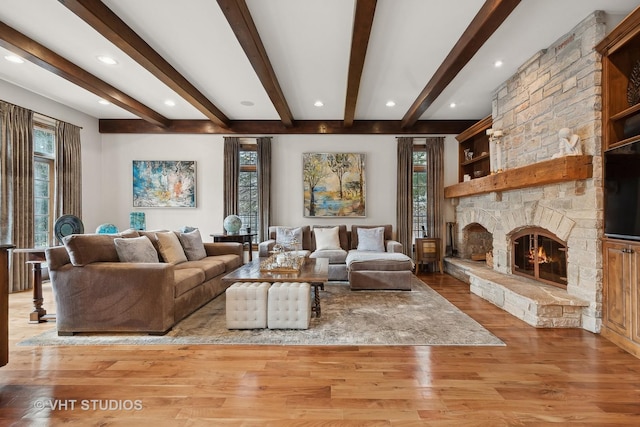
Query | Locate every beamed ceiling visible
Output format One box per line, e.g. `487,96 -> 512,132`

0,0 -> 638,134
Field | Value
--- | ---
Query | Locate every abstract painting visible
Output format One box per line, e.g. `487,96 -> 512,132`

303,152 -> 365,217
132,160 -> 196,208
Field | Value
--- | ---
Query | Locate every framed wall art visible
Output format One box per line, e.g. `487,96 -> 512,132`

132,160 -> 196,208
303,152 -> 365,217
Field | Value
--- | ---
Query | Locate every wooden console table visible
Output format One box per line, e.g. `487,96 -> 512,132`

14,248 -> 55,323
211,233 -> 257,261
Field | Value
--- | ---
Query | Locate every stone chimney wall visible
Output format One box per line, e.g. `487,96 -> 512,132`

453,11 -> 607,332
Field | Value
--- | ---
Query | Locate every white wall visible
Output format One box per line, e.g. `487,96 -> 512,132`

100,133 -> 461,238
0,81 -> 103,231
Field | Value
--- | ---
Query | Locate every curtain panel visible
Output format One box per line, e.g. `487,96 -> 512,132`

256,137 -> 271,242
223,137 -> 240,218
425,137 -> 445,242
1,102 -> 34,292
55,122 -> 82,219
396,137 -> 413,256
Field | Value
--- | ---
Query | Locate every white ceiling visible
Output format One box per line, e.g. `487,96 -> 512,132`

0,0 -> 638,126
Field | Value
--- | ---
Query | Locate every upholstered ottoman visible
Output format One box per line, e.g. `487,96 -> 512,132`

225,282 -> 270,329
346,252 -> 415,290
267,282 -> 312,329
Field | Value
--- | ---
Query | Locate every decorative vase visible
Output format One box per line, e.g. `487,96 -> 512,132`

129,212 -> 146,231
223,215 -> 242,234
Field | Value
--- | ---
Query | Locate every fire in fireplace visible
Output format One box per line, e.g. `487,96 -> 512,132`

512,228 -> 567,288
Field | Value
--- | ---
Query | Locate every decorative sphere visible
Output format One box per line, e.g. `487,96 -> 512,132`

223,215 -> 242,234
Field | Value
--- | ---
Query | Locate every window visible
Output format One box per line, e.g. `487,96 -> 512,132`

33,118 -> 55,248
238,143 -> 258,243
412,147 -> 427,241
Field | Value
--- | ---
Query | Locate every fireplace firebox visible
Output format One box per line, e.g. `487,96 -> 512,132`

512,228 -> 567,288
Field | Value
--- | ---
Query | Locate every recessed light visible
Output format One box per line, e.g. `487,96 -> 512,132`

98,99 -> 110,105
494,60 -> 503,68
450,102 -> 456,108
164,100 -> 176,107
97,55 -> 118,65
4,55 -> 24,64
240,100 -> 254,107
314,100 -> 324,107
386,100 -> 396,107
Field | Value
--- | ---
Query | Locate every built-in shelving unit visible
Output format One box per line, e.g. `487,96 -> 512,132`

596,5 -> 640,359
456,115 -> 492,182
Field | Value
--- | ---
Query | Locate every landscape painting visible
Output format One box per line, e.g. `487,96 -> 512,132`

132,160 -> 196,208
303,152 -> 365,217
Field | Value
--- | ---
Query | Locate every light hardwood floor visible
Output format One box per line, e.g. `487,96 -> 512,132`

2,272 -> 640,425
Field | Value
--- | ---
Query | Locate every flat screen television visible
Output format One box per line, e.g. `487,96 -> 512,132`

604,140 -> 640,241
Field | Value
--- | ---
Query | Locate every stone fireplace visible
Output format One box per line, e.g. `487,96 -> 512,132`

446,12 -> 606,333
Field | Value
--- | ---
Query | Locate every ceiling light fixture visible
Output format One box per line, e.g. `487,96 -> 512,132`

4,54 -> 24,64
96,55 -> 118,65
240,100 -> 254,107
98,99 -> 110,105
449,102 -> 456,108
494,60 -> 503,68
314,100 -> 324,107
164,100 -> 176,107
385,100 -> 396,107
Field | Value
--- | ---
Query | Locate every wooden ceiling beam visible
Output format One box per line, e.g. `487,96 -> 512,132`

217,0 -> 294,127
401,0 -> 521,129
58,0 -> 230,128
99,119 -> 476,135
344,0 -> 377,127
0,21 -> 170,128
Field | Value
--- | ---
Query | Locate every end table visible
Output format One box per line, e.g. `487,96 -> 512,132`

210,233 -> 257,261
415,237 -> 443,273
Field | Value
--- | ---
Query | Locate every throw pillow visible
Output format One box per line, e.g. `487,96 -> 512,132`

178,228 -> 207,261
275,227 -> 303,247
114,236 -> 159,263
357,227 -> 385,252
314,226 -> 341,250
156,232 -> 188,264
63,234 -> 121,266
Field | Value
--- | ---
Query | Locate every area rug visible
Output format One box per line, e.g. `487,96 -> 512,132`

19,277 -> 504,347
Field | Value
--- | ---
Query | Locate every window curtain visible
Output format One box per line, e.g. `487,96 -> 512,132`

256,137 -> 271,242
223,137 -> 240,218
396,137 -> 413,256
425,137 -> 445,242
55,122 -> 82,219
0,102 -> 34,292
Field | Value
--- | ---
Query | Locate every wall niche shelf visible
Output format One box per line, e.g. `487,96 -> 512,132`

444,155 -> 593,199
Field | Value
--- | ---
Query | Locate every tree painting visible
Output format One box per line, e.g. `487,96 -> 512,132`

303,153 -> 365,217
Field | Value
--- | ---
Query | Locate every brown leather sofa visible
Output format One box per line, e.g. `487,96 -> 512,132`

45,230 -> 243,336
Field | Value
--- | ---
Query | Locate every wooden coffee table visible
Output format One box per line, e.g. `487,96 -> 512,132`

222,257 -> 329,317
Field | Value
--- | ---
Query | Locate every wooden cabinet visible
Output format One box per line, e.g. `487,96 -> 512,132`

602,239 -> 640,358
597,7 -> 640,150
455,115 -> 492,182
415,238 -> 442,273
1,245 -> 13,368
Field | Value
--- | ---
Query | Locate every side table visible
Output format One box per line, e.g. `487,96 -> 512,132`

210,233 -> 257,261
14,248 -> 56,323
415,237 -> 443,273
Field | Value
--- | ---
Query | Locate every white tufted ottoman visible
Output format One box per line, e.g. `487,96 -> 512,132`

267,282 -> 311,329
225,282 -> 270,329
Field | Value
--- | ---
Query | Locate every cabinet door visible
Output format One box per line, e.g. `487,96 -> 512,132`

603,241 -> 632,337
631,244 -> 640,344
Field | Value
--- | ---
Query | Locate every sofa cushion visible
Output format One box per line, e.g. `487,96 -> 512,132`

310,249 -> 347,264
63,234 -> 121,266
114,236 -> 159,263
175,258 -> 226,281
356,227 -> 385,252
275,226 -> 302,248
178,229 -> 207,261
313,226 -> 341,250
351,224 -> 393,250
156,232 -> 188,264
174,268 -> 206,298
346,251 -> 414,271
